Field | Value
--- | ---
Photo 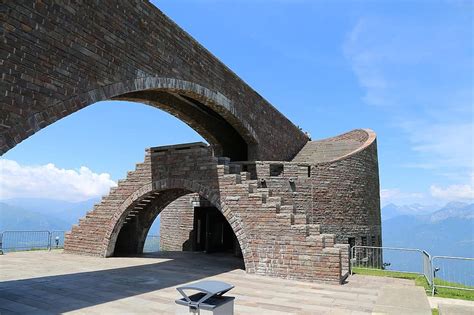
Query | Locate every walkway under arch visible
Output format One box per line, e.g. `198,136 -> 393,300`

105,181 -> 249,270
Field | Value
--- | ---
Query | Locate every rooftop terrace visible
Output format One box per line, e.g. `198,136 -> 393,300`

0,251 -> 433,314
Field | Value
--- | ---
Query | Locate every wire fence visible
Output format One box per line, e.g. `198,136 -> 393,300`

0,231 -> 161,254
2,231 -> 471,296
351,246 -> 425,275
422,251 -> 432,286
350,245 -> 473,295
431,256 -> 474,295
1,230 -> 56,252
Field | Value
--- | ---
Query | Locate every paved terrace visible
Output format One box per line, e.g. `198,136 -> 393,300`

0,251 -> 431,314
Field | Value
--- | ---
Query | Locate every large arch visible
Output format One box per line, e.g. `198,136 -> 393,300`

11,77 -> 258,161
1,1 -> 309,160
103,178 -> 252,269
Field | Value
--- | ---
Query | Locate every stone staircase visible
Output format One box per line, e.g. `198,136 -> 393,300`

64,155 -> 152,256
224,162 -> 336,242
217,159 -> 347,281
65,146 -> 348,282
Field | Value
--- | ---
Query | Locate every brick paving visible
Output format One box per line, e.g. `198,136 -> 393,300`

0,251 -> 431,314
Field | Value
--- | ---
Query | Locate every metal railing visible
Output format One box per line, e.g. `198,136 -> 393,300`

0,230 -> 66,252
351,246 -> 426,275
422,250 -> 432,286
431,256 -> 474,295
0,231 -> 161,254
350,246 -> 473,295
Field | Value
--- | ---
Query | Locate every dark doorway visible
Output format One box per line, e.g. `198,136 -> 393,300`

193,207 -> 241,256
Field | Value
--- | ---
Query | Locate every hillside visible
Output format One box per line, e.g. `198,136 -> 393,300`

0,203 -> 69,231
0,198 -> 160,234
382,202 -> 474,257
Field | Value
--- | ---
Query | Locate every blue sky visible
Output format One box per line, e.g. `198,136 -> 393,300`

1,0 -> 473,206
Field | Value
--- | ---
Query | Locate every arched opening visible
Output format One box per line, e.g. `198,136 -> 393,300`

3,78 -> 259,161
2,79 -> 254,272
115,90 -> 248,161
111,189 -> 244,268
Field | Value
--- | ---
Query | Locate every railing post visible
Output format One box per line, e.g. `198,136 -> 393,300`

350,246 -> 355,275
0,232 -> 3,255
48,231 -> 52,251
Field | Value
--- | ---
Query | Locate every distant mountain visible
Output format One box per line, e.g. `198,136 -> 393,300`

0,202 -> 69,231
2,197 -> 100,225
381,203 -> 438,221
0,197 -> 160,234
382,202 -> 474,257
428,202 -> 474,223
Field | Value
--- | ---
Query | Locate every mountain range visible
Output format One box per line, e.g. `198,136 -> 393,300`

382,202 -> 473,257
0,198 -> 160,234
0,198 -> 472,257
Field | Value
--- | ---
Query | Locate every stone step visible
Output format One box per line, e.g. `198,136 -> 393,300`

280,205 -> 295,214
216,164 -> 229,175
308,224 -> 321,235
255,187 -> 272,197
320,233 -> 335,247
222,173 -> 242,185
291,224 -> 309,236
240,171 -> 250,181
293,214 -> 308,225
306,234 -> 335,248
248,192 -> 267,203
247,181 -> 258,193
267,196 -> 281,204
276,213 -> 294,225
262,202 -> 280,212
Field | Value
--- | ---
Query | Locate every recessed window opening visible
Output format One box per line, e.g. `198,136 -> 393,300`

270,163 -> 284,177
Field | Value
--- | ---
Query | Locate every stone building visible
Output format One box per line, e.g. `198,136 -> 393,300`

1,1 -> 381,283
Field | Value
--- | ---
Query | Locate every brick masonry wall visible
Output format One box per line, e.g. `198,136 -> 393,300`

159,194 -> 196,251
308,136 -> 381,245
64,152 -> 153,256
225,130 -> 381,247
1,0 -> 308,160
66,143 -> 347,283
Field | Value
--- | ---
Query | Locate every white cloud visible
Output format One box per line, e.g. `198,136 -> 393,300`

430,173 -> 474,201
430,184 -> 474,201
0,159 -> 117,202
380,188 -> 426,206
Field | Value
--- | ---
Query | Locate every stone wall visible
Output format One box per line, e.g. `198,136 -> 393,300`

294,129 -> 381,245
66,142 -> 347,283
159,194 -> 196,251
309,139 -> 381,245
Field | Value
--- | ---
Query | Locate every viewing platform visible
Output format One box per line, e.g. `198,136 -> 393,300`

0,250 -> 434,314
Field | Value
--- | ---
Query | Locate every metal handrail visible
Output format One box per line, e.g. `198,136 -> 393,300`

350,245 -> 473,295
431,255 -> 474,295
0,230 -> 65,252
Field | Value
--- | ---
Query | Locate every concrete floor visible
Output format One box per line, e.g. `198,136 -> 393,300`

0,250 -> 432,314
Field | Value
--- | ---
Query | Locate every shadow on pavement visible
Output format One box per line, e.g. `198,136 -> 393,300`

0,251 -> 244,314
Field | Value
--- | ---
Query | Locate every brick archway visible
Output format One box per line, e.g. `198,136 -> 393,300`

103,178 -> 252,270
5,1 -> 382,284
1,1 -> 309,160
5,77 -> 258,161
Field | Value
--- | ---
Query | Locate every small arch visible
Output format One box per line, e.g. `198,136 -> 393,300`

103,178 -> 252,270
